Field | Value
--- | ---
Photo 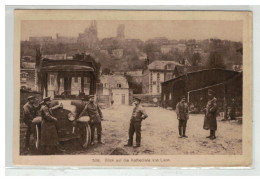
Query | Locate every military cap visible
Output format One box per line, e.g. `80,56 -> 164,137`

89,95 -> 95,98
134,97 -> 142,102
181,95 -> 186,99
27,96 -> 36,100
43,96 -> 51,103
208,89 -> 215,95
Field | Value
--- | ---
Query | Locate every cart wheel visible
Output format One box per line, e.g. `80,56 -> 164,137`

34,124 -> 40,150
82,123 -> 91,148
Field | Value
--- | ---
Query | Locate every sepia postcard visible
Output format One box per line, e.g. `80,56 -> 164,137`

13,10 -> 252,167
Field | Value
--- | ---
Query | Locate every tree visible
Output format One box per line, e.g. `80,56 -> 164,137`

102,68 -> 111,75
190,53 -> 202,66
125,75 -> 142,94
207,51 -> 225,68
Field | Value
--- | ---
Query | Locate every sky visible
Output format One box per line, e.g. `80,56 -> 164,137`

21,20 -> 243,42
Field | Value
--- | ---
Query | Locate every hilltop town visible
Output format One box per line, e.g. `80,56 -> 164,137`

19,20 -> 244,157
20,21 -> 243,108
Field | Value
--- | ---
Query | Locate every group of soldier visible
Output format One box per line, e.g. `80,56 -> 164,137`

23,95 -> 105,154
23,96 -> 63,154
176,89 -> 218,140
22,88 -> 218,154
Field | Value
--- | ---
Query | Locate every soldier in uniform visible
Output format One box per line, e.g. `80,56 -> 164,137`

203,89 -> 218,140
229,98 -> 237,120
78,95 -> 104,145
176,96 -> 189,138
22,96 -> 43,150
124,97 -> 148,148
40,97 -> 63,154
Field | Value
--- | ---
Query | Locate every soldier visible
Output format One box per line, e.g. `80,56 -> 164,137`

40,97 -> 63,154
229,98 -> 237,120
203,89 -> 218,140
176,96 -> 189,138
78,95 -> 104,145
124,97 -> 148,148
22,96 -> 43,150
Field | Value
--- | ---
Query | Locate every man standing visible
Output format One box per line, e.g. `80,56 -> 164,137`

229,98 -> 236,120
124,97 -> 148,148
176,96 -> 189,138
203,89 -> 218,140
40,97 -> 63,154
78,95 -> 104,145
22,96 -> 42,150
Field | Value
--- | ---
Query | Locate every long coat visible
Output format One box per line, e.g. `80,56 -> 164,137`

203,97 -> 218,131
176,102 -> 189,120
40,105 -> 59,146
78,102 -> 103,123
23,102 -> 41,126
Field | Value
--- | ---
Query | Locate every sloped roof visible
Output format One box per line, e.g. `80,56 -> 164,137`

126,70 -> 143,76
148,60 -> 183,70
175,66 -> 206,76
100,75 -> 129,89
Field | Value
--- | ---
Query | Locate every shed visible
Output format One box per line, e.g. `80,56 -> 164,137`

161,68 -> 242,114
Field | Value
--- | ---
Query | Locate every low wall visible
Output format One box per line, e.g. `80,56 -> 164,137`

97,95 -> 111,109
133,94 -> 161,107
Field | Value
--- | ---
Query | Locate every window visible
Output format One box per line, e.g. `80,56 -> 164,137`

74,77 -> 78,83
157,73 -> 160,93
166,64 -> 172,70
21,73 -> 27,78
169,93 -> 172,100
117,84 -> 121,88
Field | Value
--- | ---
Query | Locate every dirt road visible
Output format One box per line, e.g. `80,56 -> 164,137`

21,105 -> 242,155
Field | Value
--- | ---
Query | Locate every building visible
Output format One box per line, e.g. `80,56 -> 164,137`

160,45 -> 176,54
112,49 -> 124,58
142,60 -> 183,94
124,39 -> 143,47
176,44 -> 186,53
100,75 -> 130,105
20,62 -> 36,91
146,37 -> 169,45
172,66 -> 206,78
100,37 -> 118,48
161,68 -> 242,114
21,56 -> 34,62
56,33 -> 77,43
29,36 -> 53,43
117,24 -> 125,40
77,21 -> 99,49
160,44 -> 187,54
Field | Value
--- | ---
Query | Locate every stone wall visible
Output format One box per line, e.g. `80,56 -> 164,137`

133,94 -> 161,107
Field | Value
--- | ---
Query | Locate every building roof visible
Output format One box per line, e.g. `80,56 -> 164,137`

125,70 -> 143,76
162,68 -> 240,85
39,59 -> 95,72
148,60 -> 183,70
100,75 -> 129,89
174,66 -> 206,76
